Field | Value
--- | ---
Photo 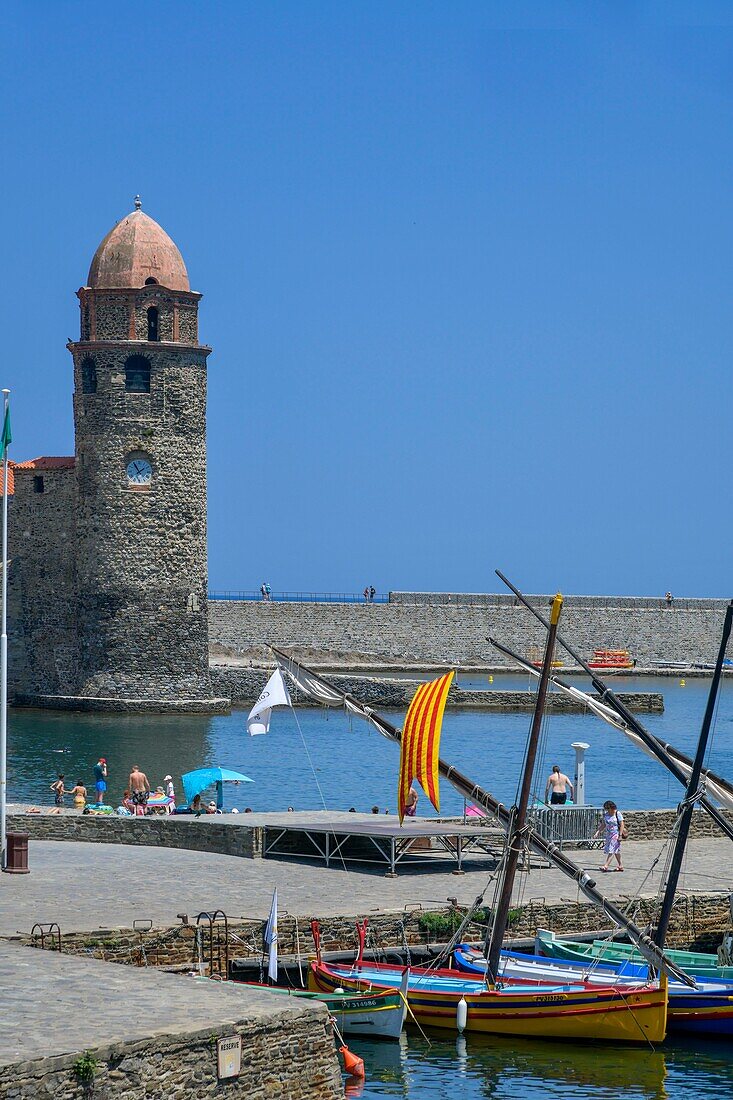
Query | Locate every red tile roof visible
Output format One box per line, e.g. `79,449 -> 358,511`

13,457 -> 75,470
0,464 -> 13,497
1,457 -> 75,497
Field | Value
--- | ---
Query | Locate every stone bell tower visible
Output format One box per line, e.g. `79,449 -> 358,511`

67,198 -> 226,710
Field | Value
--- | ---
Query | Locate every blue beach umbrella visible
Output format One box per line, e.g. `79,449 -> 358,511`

181,767 -> 253,810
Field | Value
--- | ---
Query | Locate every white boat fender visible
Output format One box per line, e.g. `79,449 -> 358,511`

456,996 -> 468,1033
334,987 -> 344,994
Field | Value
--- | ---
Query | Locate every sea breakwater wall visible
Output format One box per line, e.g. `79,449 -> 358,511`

209,665 -> 663,711
209,592 -> 730,668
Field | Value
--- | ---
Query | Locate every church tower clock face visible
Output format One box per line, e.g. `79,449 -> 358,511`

126,455 -> 153,486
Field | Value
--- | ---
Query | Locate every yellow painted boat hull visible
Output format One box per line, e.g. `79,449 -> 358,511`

310,964 -> 668,1044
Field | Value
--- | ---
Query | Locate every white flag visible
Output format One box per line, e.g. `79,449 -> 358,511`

264,887 -> 278,982
247,669 -> 291,735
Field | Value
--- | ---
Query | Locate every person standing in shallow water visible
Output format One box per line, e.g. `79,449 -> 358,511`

93,757 -> 108,804
594,800 -> 625,872
50,774 -> 65,806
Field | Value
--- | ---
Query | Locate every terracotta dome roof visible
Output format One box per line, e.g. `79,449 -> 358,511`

87,205 -> 190,291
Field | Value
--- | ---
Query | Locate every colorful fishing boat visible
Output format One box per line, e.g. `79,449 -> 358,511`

308,958 -> 668,1043
245,975 -> 408,1040
272,594 -> 689,1046
536,929 -> 733,981
454,944 -> 733,1036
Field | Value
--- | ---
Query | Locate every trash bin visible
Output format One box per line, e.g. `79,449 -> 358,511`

3,832 -> 30,874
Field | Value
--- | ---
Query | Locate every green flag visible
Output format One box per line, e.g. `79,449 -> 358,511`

1,405 -> 10,452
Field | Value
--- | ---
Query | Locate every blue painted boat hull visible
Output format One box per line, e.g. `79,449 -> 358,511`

453,945 -> 733,1037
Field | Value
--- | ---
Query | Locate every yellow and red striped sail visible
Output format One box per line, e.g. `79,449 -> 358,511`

398,671 -> 454,822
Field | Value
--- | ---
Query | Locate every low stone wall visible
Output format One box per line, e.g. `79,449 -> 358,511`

6,810 -> 262,859
0,945 -> 341,1099
13,693 -> 231,714
624,807 -> 733,840
8,806 -> 732,858
12,892 -> 730,970
210,664 -> 663,712
2,1018 -> 340,1100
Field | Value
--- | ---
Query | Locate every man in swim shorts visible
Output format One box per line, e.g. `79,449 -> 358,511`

93,757 -> 108,804
129,763 -> 151,814
545,765 -> 574,805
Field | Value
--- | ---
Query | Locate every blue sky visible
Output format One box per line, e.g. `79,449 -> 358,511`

4,1 -> 733,597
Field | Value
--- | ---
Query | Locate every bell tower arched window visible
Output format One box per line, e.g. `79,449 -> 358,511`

80,357 -> 97,394
147,306 -> 159,342
125,354 -> 151,393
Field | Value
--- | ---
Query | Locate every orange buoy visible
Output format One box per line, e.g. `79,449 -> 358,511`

340,1045 -> 365,1078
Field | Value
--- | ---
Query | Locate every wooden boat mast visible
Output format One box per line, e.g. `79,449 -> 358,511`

495,570 -> 733,845
653,600 -> 733,949
489,635 -> 733,813
485,593 -> 563,982
270,645 -> 695,986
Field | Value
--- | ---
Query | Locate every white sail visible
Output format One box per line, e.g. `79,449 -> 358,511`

247,669 -> 292,735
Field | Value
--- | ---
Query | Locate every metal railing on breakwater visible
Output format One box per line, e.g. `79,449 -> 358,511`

208,590 -> 389,604
208,590 -> 729,611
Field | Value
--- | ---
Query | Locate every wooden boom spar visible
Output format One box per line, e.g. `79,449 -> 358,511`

270,644 -> 696,987
488,636 -> 733,823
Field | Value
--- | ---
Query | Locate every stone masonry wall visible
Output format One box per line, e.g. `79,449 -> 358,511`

210,664 -> 663,711
7,811 -> 262,858
0,1018 -> 341,1100
209,593 -> 731,668
8,467 -> 78,698
12,893 -> 730,969
71,335 -> 214,701
0,945 -> 341,1100
8,807 -> 733,857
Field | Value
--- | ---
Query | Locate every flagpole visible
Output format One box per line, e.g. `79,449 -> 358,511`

0,388 -> 9,869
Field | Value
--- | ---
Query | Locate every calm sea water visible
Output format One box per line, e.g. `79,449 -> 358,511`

346,1031 -> 733,1100
7,674 -> 733,812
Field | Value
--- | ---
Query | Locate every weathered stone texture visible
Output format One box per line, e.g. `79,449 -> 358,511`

177,304 -> 199,344
209,593 -> 732,668
7,810 -> 263,858
0,945 -> 341,1099
210,664 -> 663,711
93,298 -> 130,341
8,467 -> 78,697
11,892 -> 729,969
8,211 -> 224,711
70,313 -> 215,702
8,807 -> 730,860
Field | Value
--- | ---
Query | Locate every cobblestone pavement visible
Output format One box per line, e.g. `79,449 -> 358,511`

0,942 -> 322,1065
1,837 -> 731,934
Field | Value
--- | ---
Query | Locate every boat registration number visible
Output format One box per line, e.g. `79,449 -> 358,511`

343,998 -> 380,1010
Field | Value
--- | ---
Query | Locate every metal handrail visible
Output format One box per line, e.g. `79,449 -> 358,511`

208,590 -> 389,604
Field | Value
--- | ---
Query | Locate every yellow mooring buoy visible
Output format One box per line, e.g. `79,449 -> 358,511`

679,679 -> 686,687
